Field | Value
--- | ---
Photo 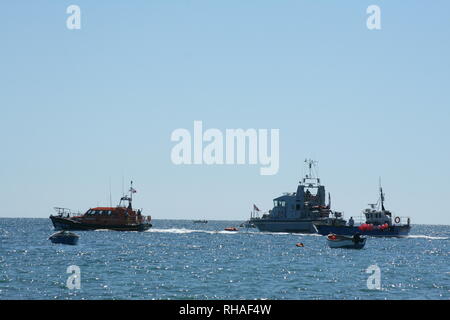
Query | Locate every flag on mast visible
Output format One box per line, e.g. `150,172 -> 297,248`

253,204 -> 260,212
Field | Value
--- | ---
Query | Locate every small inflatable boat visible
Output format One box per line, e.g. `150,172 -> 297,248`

224,227 -> 238,232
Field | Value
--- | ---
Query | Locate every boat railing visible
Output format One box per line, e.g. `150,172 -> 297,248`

393,216 -> 411,226
127,215 -> 152,225
52,207 -> 81,218
350,215 -> 410,226
344,215 -> 366,226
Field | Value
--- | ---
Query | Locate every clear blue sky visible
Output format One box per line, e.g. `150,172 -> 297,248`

1,1 -> 449,224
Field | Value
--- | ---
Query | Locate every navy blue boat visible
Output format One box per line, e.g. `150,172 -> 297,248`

49,231 -> 79,245
315,224 -> 411,237
314,181 -> 411,237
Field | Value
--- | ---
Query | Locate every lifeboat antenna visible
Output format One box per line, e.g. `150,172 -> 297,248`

130,180 -> 134,203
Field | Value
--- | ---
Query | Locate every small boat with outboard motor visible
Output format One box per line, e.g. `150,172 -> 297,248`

49,231 -> 79,245
327,233 -> 366,249
314,181 -> 411,237
50,181 -> 152,232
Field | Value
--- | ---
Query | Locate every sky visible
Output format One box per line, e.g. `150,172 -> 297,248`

0,1 -> 449,224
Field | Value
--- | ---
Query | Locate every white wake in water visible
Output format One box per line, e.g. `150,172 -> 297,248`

146,228 -> 241,235
146,228 -> 323,237
89,228 -> 447,240
406,235 -> 448,240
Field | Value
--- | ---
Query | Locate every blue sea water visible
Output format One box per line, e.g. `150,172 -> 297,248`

0,218 -> 449,300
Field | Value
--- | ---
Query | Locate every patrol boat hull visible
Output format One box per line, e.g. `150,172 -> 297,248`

252,219 -> 320,233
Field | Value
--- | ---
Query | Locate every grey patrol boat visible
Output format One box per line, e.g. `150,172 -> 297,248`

250,159 -> 334,233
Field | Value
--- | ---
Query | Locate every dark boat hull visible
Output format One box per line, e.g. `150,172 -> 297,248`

49,236 -> 79,245
315,224 -> 411,237
49,231 -> 79,245
50,216 -> 152,232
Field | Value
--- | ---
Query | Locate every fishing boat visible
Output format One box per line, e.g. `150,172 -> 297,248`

314,180 -> 411,237
327,233 -> 366,249
49,181 -> 152,232
49,231 -> 79,245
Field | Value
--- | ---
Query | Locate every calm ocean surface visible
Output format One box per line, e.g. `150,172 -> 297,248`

0,218 -> 449,300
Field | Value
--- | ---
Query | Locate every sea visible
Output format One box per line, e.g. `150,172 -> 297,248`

0,218 -> 449,300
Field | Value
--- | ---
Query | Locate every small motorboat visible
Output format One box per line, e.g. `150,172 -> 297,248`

327,233 -> 366,249
49,231 -> 79,245
224,227 -> 238,232
193,220 -> 208,224
296,243 -> 304,247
